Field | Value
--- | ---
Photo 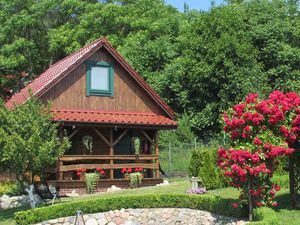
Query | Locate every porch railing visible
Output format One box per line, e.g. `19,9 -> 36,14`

56,154 -> 159,180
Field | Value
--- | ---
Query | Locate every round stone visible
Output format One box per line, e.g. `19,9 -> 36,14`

86,218 -> 98,225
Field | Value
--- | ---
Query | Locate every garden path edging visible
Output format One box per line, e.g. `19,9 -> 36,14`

35,208 -> 247,225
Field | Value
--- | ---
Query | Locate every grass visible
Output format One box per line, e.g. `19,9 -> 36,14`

0,205 -> 30,225
1,179 -> 299,225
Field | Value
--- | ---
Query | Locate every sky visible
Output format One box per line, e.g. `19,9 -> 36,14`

165,0 -> 224,11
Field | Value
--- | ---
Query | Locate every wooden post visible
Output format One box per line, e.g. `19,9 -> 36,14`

57,160 -> 63,181
155,131 -> 159,178
57,123 -> 64,181
109,128 -> 114,179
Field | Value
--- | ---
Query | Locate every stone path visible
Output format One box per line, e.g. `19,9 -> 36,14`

36,208 -> 247,225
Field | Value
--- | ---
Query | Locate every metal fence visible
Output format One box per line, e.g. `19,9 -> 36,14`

159,139 -> 214,177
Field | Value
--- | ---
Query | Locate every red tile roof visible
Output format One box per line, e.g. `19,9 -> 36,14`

5,37 -> 175,118
51,109 -> 177,127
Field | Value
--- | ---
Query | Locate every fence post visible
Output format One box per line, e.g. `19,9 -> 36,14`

168,141 -> 172,172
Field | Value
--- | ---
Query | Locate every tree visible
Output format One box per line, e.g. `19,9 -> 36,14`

0,97 -> 70,187
156,0 -> 300,139
1,0 -> 299,140
218,91 -> 300,220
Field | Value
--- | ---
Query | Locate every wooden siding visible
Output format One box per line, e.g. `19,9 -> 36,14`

40,48 -> 166,115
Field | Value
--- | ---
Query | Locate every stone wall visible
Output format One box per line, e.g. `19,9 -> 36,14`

36,208 -> 246,225
0,194 -> 29,210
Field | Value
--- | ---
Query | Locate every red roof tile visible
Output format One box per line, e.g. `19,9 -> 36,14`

51,109 -> 177,127
5,37 -> 175,118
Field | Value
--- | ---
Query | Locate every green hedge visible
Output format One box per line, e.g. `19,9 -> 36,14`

252,207 -> 279,225
15,194 -> 246,225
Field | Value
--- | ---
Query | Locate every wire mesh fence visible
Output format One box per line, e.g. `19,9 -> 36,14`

159,139 -> 215,177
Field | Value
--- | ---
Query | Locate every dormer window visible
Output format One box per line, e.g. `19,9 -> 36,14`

86,61 -> 114,97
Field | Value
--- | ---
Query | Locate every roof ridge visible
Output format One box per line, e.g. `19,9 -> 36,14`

47,37 -> 105,69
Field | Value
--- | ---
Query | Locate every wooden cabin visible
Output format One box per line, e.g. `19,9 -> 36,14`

6,37 -> 177,194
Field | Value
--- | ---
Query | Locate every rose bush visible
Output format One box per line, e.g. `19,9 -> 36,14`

218,91 -> 299,215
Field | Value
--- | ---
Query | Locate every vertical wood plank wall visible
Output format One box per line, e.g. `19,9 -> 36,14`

40,48 -> 167,116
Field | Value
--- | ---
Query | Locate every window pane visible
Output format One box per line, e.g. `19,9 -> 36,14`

91,66 -> 109,90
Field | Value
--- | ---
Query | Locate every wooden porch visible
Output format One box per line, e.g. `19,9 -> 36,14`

48,124 -> 163,191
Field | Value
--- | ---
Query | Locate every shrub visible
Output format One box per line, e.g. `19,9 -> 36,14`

129,172 -> 142,188
198,148 -> 228,190
271,173 -> 289,189
189,147 -> 228,189
188,148 -> 203,177
85,173 -> 99,194
252,207 -> 279,225
0,181 -> 23,196
15,194 -> 246,224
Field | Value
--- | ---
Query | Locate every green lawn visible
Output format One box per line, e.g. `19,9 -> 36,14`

1,180 -> 299,225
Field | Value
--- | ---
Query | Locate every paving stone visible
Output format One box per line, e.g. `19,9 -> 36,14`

98,217 -> 108,225
86,218 -> 98,225
35,208 -> 247,225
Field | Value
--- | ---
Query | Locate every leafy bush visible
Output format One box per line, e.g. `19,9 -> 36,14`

0,181 -> 23,196
189,147 -> 228,189
85,173 -> 99,194
129,172 -> 142,188
188,148 -> 203,177
252,207 -> 279,225
15,193 -> 246,224
271,174 -> 289,189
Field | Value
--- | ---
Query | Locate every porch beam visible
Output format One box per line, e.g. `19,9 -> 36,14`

69,128 -> 81,139
140,130 -> 155,146
113,129 -> 128,147
59,163 -> 159,172
93,128 -> 110,147
59,155 -> 158,162
59,155 -> 159,161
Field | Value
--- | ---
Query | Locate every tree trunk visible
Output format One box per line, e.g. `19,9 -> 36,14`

248,176 -> 253,221
289,154 -> 296,209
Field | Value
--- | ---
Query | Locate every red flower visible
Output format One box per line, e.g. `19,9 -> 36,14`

273,185 -> 281,191
127,168 -> 132,173
100,170 -> 106,176
253,137 -> 263,146
96,168 -> 103,172
255,201 -> 265,207
232,202 -> 239,208
246,93 -> 258,104
121,168 -> 127,174
271,202 -> 278,207
251,154 -> 260,163
135,167 -> 143,172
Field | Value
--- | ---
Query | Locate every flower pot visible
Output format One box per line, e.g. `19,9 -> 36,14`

80,174 -> 85,181
124,174 -> 130,180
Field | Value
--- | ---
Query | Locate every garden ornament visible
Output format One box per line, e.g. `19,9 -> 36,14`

25,184 -> 36,208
